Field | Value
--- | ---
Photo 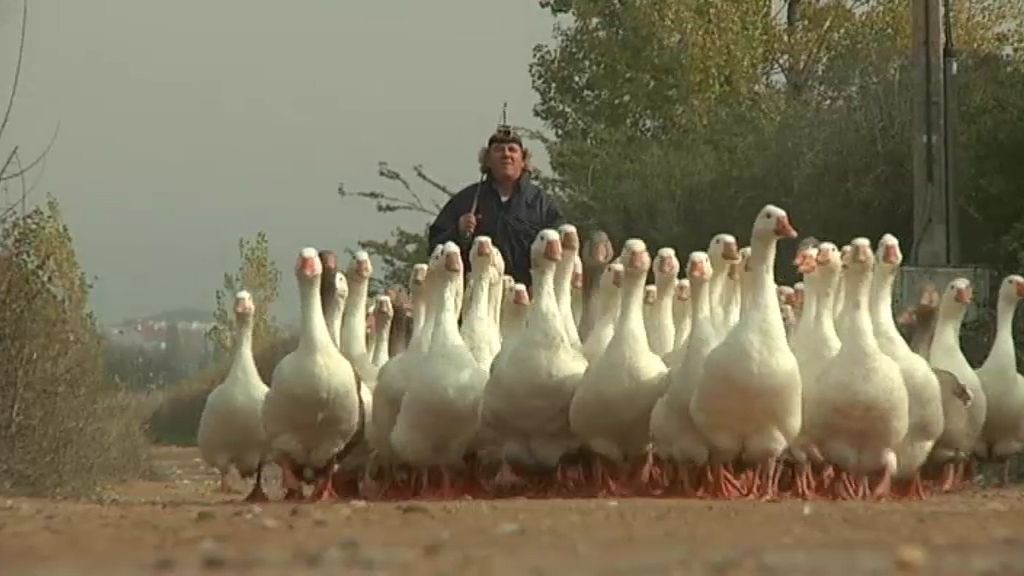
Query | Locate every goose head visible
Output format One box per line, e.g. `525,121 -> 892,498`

876,233 -> 903,271
842,237 -> 874,278
686,251 -> 713,283
583,230 -> 614,269
347,250 -> 373,284
938,278 -> 972,322
620,238 -> 652,280
373,294 -> 394,325
644,285 -> 657,306
409,262 -> 428,294
559,224 -> 580,254
709,233 -> 740,268
501,274 -> 515,296
751,204 -> 798,242
653,247 -> 680,288
815,242 -> 842,276
531,229 -> 563,270
997,274 -> 1024,305
512,283 -> 530,306
234,289 -> 255,320
675,278 -> 692,303
793,244 -> 819,276
471,235 -> 496,270
296,247 -> 324,284
441,241 -> 464,279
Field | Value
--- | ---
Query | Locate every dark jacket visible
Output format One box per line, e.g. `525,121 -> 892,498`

427,175 -> 566,287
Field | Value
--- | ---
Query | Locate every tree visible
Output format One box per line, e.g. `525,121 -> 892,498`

205,231 -> 282,357
530,0 -> 1024,286
337,161 -> 454,291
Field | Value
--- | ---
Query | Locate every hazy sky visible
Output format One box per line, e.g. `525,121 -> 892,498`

0,1 -> 560,325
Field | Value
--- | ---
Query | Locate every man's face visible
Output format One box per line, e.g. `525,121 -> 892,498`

487,142 -> 525,182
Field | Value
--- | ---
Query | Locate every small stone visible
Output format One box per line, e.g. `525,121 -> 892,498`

802,503 -> 812,516
312,513 -> 328,527
261,518 -> 280,530
350,499 -> 368,509
606,500 -> 620,508
195,510 -> 215,522
496,522 -> 525,536
894,544 -> 927,573
2,499 -> 14,510
289,505 -> 305,517
198,538 -> 227,569
153,556 -> 176,571
247,505 -> 263,515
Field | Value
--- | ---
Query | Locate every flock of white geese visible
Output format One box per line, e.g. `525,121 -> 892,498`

196,204 -> 1024,504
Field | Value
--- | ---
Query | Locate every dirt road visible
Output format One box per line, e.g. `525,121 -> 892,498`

2,446 -> 1024,575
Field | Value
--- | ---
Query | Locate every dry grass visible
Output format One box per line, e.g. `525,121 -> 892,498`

0,201 -> 151,497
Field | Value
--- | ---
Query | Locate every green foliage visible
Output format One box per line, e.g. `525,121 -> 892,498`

206,232 -> 282,357
337,161 -> 453,291
530,0 -> 1024,286
0,199 -> 148,496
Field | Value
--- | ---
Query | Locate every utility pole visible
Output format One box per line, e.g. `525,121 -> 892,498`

911,0 -> 949,266
902,0 -> 987,322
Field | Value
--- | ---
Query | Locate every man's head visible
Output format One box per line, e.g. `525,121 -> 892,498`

479,126 -> 530,183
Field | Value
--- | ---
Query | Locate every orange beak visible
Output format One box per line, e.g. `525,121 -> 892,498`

882,243 -> 900,265
629,250 -> 647,271
853,245 -> 871,264
301,257 -> 318,277
356,259 -> 371,277
444,252 -> 461,272
1016,280 -> 1024,299
689,259 -> 708,280
477,242 -> 492,257
774,216 -> 798,239
544,240 -> 562,262
721,242 -> 739,262
659,257 -> 677,275
796,252 -> 816,275
954,286 -> 972,305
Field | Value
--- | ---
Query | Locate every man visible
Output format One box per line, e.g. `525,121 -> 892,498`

427,124 -> 565,287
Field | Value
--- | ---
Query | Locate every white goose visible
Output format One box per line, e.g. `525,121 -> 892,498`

555,224 -> 584,349
928,277 -> 987,492
390,242 -> 488,496
690,205 -> 801,500
482,229 -> 587,486
975,274 -> 1024,484
788,245 -> 819,357
370,295 -> 394,368
570,238 -> 668,494
870,234 -> 948,498
460,236 -> 501,370
578,230 -> 615,341
806,237 -> 908,499
367,258 -> 437,465
649,251 -> 716,495
707,233 -> 740,338
581,261 -> 624,363
340,251 -> 379,387
787,242 -> 842,497
647,248 -> 680,357
197,290 -> 270,502
262,247 -> 361,501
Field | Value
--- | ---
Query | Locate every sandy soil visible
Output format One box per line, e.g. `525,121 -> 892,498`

2,446 -> 1024,575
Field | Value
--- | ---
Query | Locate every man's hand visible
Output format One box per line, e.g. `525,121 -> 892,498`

458,213 -> 477,236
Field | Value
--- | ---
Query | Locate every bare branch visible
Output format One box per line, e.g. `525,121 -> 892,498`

0,0 -> 27,145
0,121 -> 60,183
412,164 -> 455,199
0,146 -> 17,182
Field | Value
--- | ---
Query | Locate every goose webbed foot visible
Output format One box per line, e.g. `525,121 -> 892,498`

242,466 -> 270,503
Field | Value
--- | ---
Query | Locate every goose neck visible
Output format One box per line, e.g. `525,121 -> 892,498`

299,277 -> 333,349
341,276 -> 369,359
